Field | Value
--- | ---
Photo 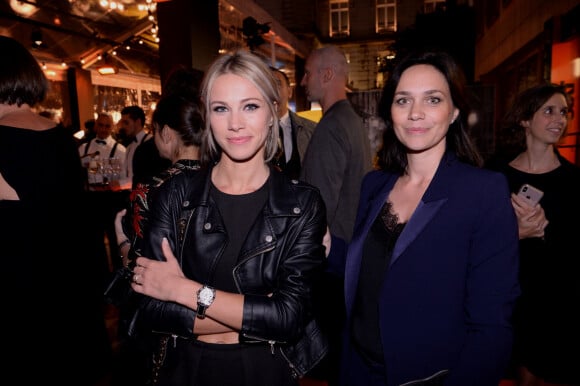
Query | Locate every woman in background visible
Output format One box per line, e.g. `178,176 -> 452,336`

116,93 -> 204,265
0,35 -> 112,385
489,83 -> 580,386
111,93 -> 205,386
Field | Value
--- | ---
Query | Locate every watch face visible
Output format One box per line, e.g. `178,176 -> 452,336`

199,287 -> 215,305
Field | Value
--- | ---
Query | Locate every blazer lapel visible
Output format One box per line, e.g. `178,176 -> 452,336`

390,154 -> 455,265
390,198 -> 447,265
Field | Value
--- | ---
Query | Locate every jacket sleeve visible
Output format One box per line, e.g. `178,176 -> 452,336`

128,174 -> 196,339
445,172 -> 520,385
240,188 -> 327,343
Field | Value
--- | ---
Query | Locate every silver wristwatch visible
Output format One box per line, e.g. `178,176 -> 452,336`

196,285 -> 216,319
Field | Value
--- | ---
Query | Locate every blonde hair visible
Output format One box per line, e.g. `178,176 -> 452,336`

200,50 -> 280,164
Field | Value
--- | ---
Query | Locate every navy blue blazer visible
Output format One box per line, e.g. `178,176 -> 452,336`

328,153 -> 520,386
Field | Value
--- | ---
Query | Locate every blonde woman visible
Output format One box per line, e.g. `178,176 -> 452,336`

128,50 -> 328,386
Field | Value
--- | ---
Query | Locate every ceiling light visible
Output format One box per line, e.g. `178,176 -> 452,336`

97,53 -> 118,75
31,29 -> 43,48
10,0 -> 37,17
97,65 -> 118,75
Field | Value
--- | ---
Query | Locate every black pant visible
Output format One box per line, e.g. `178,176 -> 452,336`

156,339 -> 297,386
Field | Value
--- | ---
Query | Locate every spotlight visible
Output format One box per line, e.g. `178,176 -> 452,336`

97,53 -> 118,75
31,29 -> 43,48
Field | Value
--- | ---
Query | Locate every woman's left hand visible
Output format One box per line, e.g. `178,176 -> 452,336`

131,238 -> 187,301
511,193 -> 548,239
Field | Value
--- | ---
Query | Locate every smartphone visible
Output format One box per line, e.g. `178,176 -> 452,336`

517,183 -> 544,206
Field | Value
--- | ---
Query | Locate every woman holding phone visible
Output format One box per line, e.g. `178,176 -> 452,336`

489,83 -> 580,386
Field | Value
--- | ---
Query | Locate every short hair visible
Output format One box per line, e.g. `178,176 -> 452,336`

199,49 -> 280,164
376,50 -> 482,173
152,94 -> 204,147
84,119 -> 96,130
311,45 -> 349,83
96,112 -> 113,123
120,105 -> 146,126
0,35 -> 49,106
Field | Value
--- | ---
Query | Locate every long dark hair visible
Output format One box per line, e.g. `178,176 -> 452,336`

376,50 -> 482,174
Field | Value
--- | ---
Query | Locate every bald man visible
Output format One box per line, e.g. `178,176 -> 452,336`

299,45 -> 372,386
300,45 -> 372,242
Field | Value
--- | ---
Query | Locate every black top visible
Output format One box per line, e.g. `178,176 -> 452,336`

0,124 -> 112,381
351,201 -> 405,364
489,156 -> 580,382
210,179 -> 269,292
0,124 -> 85,200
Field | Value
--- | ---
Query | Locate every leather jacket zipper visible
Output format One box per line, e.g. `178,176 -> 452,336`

232,244 -> 275,293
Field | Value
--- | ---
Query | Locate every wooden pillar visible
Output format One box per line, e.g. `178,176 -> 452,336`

156,0 -> 220,92
66,67 -> 94,131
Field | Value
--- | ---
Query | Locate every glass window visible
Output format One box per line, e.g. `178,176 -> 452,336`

424,0 -> 446,13
376,0 -> 396,33
330,0 -> 349,37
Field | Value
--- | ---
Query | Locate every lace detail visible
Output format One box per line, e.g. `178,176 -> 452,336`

380,201 -> 405,233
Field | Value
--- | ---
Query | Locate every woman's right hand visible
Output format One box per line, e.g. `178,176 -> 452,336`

511,193 -> 548,239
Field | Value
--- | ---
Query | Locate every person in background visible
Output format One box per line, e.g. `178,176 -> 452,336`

78,112 -> 128,275
78,112 -> 127,175
325,50 -> 520,386
80,117 -> 96,144
299,44 -> 373,385
270,66 -> 316,179
117,105 -> 171,189
115,94 -> 205,270
111,93 -> 205,386
126,49 -> 328,386
0,34 -> 112,385
300,45 -> 372,242
487,83 -> 580,386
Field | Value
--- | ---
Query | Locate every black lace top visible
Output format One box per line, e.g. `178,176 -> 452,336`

351,201 -> 406,364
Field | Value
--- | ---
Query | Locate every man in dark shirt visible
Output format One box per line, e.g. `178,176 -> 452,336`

117,105 -> 171,189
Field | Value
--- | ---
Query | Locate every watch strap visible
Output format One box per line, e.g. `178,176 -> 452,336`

196,303 -> 208,319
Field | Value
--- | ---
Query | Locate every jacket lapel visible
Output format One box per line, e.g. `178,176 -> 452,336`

345,155 -> 457,312
390,154 -> 455,264
391,198 -> 446,264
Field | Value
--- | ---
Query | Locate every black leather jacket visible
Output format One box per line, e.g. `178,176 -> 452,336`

129,165 -> 328,377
